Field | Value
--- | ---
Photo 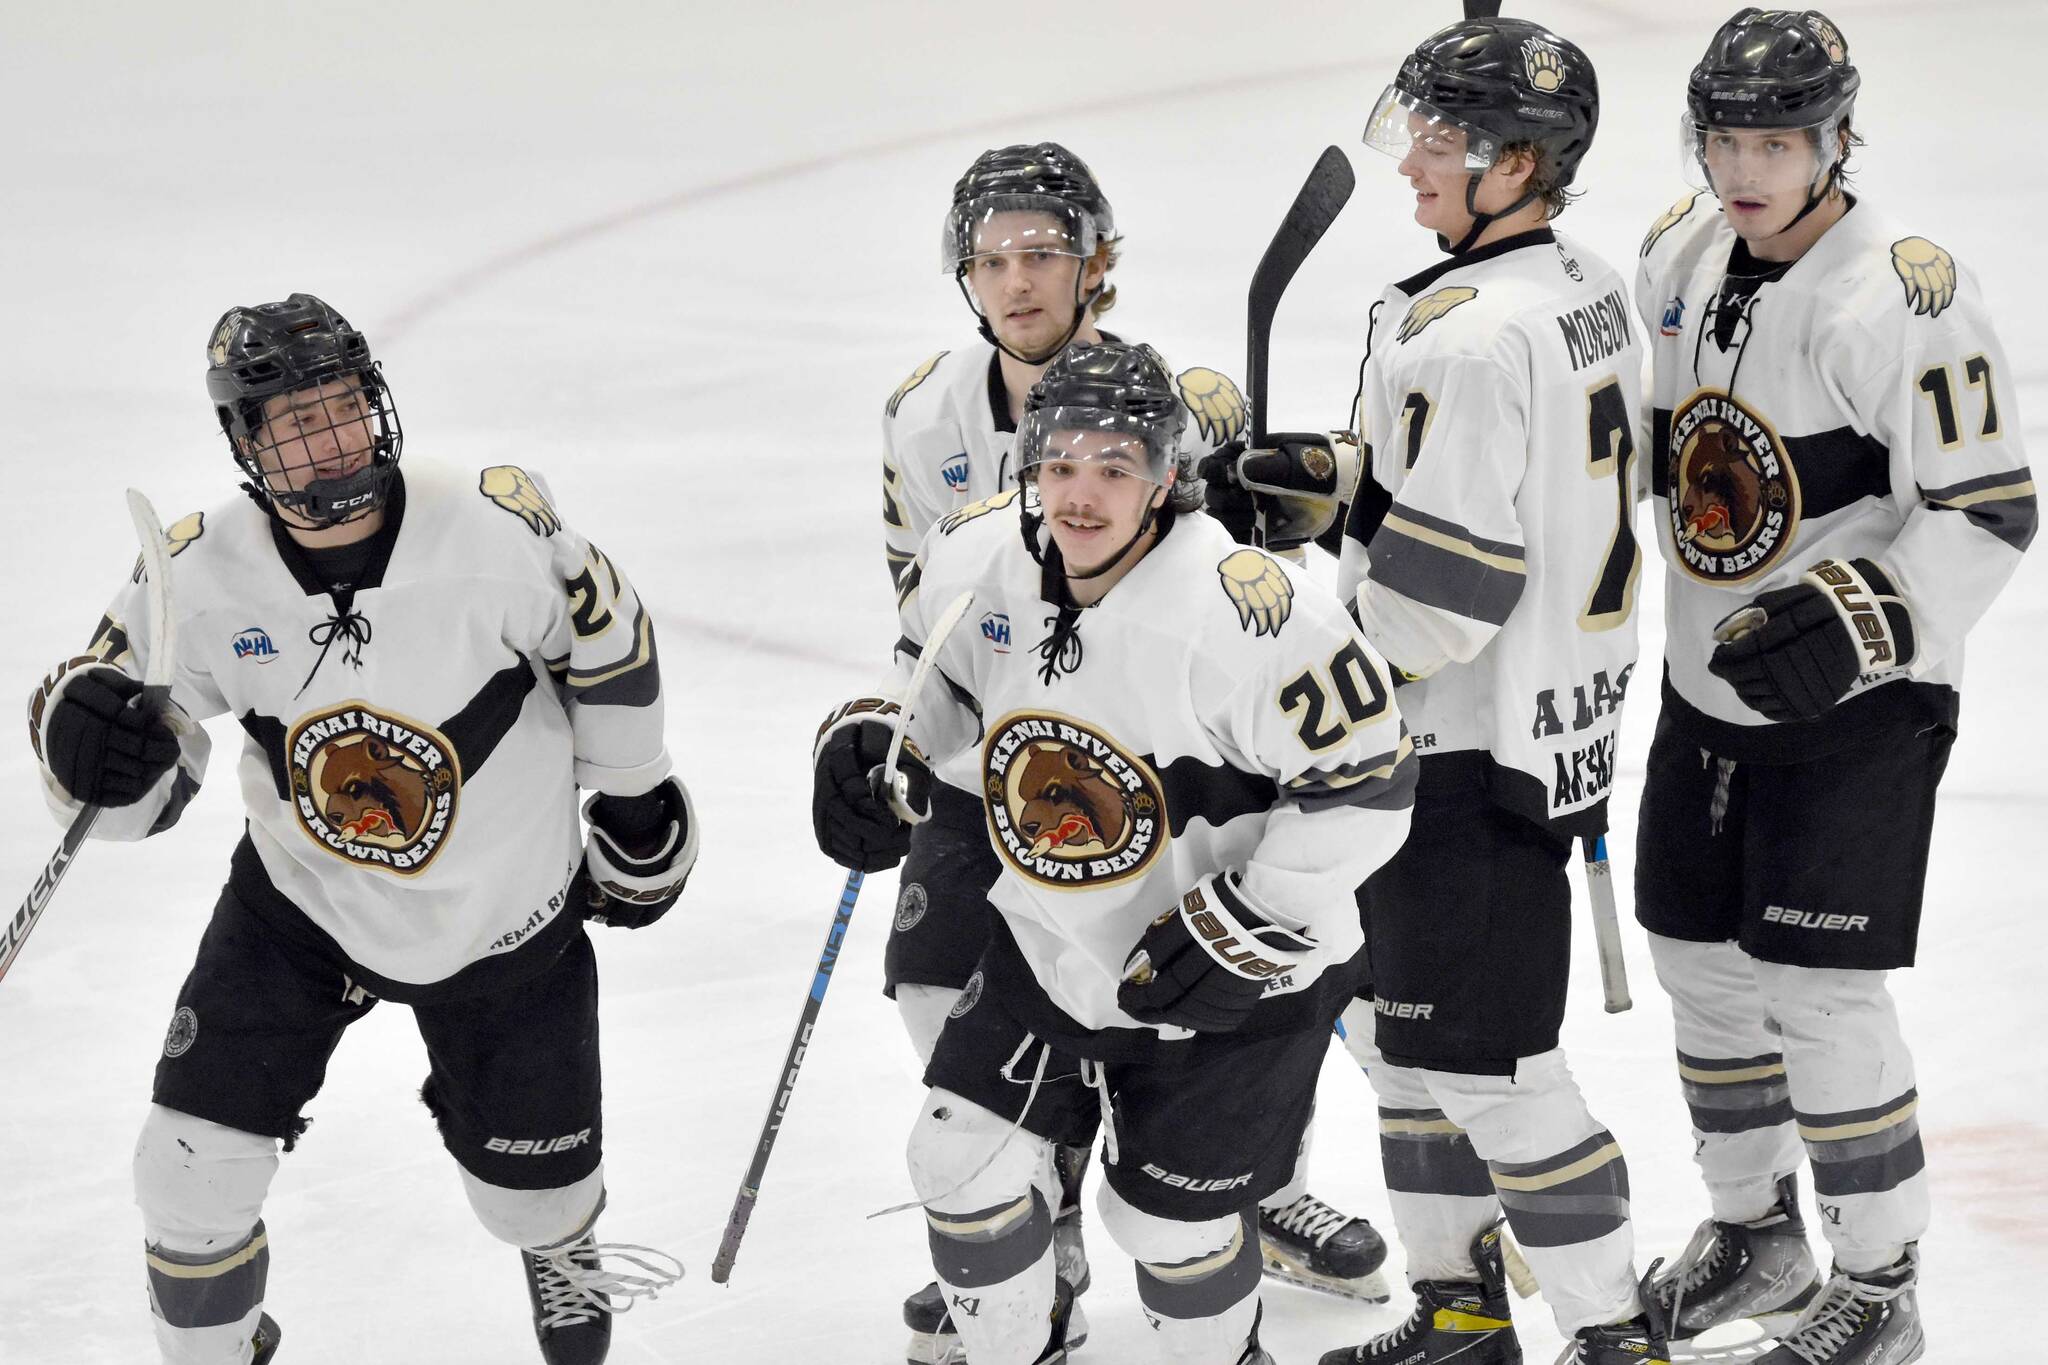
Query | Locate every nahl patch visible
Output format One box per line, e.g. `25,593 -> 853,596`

485,1128 -> 593,1156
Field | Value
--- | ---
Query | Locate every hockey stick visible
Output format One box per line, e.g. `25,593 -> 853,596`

1247,145 -> 1356,447
711,590 -> 976,1285
1583,835 -> 1632,1013
1,491 -> 175,987
1463,0 -> 1505,17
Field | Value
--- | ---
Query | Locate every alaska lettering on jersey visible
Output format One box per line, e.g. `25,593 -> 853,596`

1557,287 -> 1634,373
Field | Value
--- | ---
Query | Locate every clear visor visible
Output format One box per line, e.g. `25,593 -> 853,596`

1016,408 -> 1170,486
1362,84 -> 1503,173
942,194 -> 1096,273
1680,113 -> 1842,193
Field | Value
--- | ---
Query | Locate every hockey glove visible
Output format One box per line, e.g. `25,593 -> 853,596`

1708,558 -> 1916,723
1118,872 -> 1317,1034
1198,435 -> 1357,553
37,663 -> 179,808
810,698 -> 932,873
579,775 -> 697,929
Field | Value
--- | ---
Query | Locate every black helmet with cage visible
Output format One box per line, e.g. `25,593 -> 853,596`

943,142 -> 1117,364
1682,9 -> 1859,228
1363,18 -> 1600,252
205,294 -> 402,527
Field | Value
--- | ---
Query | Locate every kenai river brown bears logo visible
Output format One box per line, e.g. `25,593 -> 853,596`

982,712 -> 1167,890
288,703 -> 460,875
1668,387 -> 1802,584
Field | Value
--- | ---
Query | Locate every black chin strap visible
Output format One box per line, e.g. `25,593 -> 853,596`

957,272 -> 1102,366
1439,175 -> 1541,256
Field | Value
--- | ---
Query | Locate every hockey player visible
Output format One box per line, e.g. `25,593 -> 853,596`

24,295 -> 690,1365
874,143 -> 1388,1361
1309,19 -> 1670,1365
1633,11 -> 2033,1361
815,341 -> 1418,1365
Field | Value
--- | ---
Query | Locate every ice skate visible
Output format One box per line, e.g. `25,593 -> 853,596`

251,1312 -> 281,1365
904,1267 -> 1090,1365
906,1144 -> 1093,1365
521,1225 -> 683,1365
1260,1191 -> 1392,1303
1554,1310 -> 1670,1364
1752,1249 -> 1922,1365
1317,1224 -> 1522,1365
1651,1175 -> 1820,1355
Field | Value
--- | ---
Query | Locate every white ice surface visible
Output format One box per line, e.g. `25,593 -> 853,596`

2,2 -> 2044,1361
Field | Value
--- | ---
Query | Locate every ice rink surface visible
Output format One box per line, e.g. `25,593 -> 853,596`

2,1 -> 2044,1360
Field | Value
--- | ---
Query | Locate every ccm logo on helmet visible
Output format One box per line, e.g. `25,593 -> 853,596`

485,1128 -> 592,1156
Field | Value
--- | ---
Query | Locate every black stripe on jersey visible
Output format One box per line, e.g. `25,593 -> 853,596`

148,768 -> 203,836
240,711 -> 292,800
1367,511 -> 1526,628
886,546 -> 915,587
1148,752 -> 1279,838
1649,412 -> 1891,519
442,659 -> 540,770
895,558 -> 924,612
1287,738 -> 1419,813
1922,468 -> 2039,552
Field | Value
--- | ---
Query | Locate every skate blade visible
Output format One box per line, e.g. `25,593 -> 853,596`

905,1297 -> 1089,1363
1669,1313 -> 1802,1363
1259,1251 -> 1393,1304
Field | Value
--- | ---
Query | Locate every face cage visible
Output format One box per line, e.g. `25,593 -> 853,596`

1362,84 -> 1505,174
1681,112 -> 1843,194
231,369 -> 404,527
1016,409 -> 1175,489
942,194 -> 1098,276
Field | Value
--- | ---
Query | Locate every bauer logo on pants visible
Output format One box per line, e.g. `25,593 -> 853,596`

982,712 -> 1166,891
286,703 -> 461,876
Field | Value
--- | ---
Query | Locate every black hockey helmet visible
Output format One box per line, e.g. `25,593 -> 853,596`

944,142 -> 1117,364
1017,341 -> 1194,594
206,293 -> 402,527
942,141 -> 1115,272
1364,19 -> 1599,252
1687,9 -> 1859,130
1018,340 -> 1187,490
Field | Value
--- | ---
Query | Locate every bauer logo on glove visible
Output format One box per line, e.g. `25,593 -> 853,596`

1708,557 -> 1916,723
1118,872 -> 1318,1034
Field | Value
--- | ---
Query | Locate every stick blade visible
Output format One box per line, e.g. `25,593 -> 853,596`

125,489 -> 177,694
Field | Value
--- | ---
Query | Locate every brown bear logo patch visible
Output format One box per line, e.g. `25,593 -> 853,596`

288,703 -> 461,875
1667,388 -> 1800,584
982,712 -> 1166,890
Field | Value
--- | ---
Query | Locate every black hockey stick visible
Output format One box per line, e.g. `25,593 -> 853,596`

1464,0 -> 1505,17
1247,145 -> 1356,446
711,589 -> 977,1285
1,491 -> 175,987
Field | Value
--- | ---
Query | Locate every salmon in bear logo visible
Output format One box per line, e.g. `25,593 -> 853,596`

983,712 -> 1166,890
287,703 -> 460,875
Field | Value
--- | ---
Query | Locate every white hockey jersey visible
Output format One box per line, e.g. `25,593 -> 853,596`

888,498 -> 1416,1051
880,338 -> 1248,586
28,465 -> 670,1001
1637,193 -> 2035,759
1337,229 -> 1644,836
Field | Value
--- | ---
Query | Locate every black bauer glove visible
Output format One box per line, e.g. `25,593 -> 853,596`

1118,872 -> 1318,1034
1197,434 -> 1349,553
1708,558 -> 1916,723
38,663 -> 179,808
810,698 -> 933,873
578,775 -> 697,929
